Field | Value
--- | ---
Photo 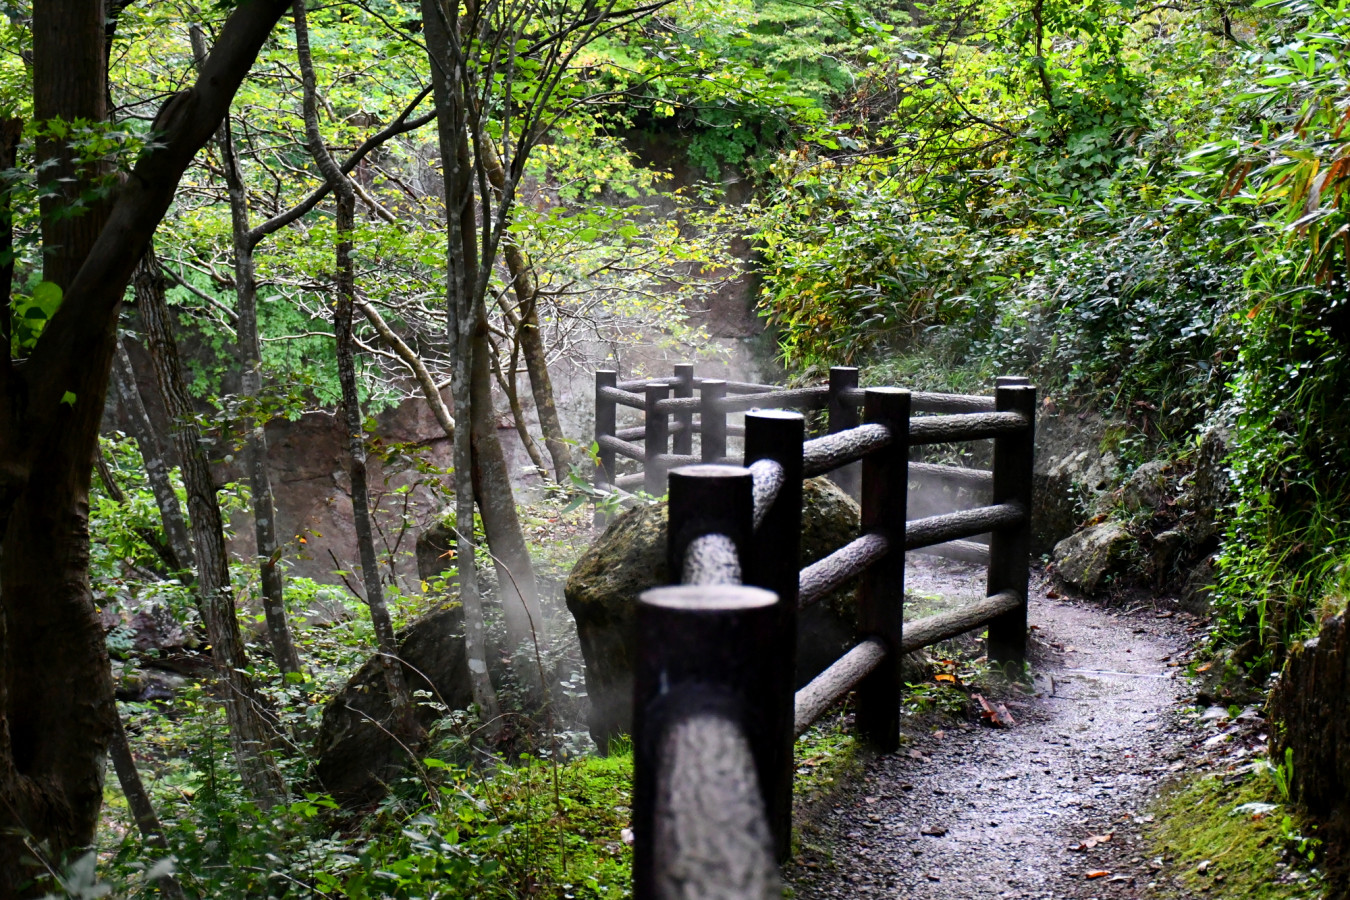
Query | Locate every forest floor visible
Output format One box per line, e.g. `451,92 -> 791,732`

788,557 -> 1222,900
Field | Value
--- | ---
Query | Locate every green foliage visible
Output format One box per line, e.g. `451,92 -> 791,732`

1150,769 -> 1322,898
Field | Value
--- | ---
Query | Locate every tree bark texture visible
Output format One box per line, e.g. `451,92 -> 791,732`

294,0 -> 415,729
33,0 -> 108,293
0,3 -> 291,891
419,0 -> 503,720
137,250 -> 286,809
0,117 -> 21,349
111,342 -> 195,576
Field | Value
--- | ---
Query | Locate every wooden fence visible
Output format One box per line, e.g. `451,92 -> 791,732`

612,368 -> 1036,899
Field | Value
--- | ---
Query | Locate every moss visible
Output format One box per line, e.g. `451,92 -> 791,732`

1149,773 -> 1322,899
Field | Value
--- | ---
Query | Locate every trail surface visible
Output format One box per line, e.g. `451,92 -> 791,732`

790,559 -> 1193,899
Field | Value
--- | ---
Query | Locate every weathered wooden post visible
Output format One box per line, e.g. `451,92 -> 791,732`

996,375 -> 1032,388
672,363 -> 695,456
987,383 -> 1036,668
743,409 -> 805,861
644,382 -> 671,495
828,366 -> 860,497
666,464 -> 753,581
699,378 -> 728,464
855,387 -> 910,750
595,369 -> 618,527
632,583 -> 782,900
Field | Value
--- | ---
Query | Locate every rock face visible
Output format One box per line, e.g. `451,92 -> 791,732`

1269,612 -> 1350,832
314,605 -> 473,807
1051,523 -> 1132,594
1032,409 -> 1119,555
565,477 -> 861,750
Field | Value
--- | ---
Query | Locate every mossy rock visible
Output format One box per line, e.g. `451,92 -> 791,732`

565,477 -> 861,750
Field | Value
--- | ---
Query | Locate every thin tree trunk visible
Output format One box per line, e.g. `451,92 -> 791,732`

190,24 -> 302,678
110,342 -> 195,576
480,137 -> 571,480
136,249 -> 287,809
420,0 -> 502,720
108,713 -> 189,900
489,331 -> 550,478
0,117 -> 20,350
294,0 -> 416,732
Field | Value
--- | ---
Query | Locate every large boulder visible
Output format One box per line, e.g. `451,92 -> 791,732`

1052,522 -> 1132,595
566,477 -> 861,750
314,605 -> 474,807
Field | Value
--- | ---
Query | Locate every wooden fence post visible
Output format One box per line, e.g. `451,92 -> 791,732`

699,378 -> 727,464
632,583 -> 781,900
828,366 -> 860,498
595,369 -> 618,527
666,464 -> 753,580
743,409 -> 805,862
855,387 -> 910,751
987,383 -> 1036,668
673,362 -> 695,456
644,382 -> 671,495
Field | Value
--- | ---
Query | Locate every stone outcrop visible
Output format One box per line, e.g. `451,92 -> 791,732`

1051,523 -> 1132,594
1269,611 -> 1350,829
314,605 -> 473,807
565,477 -> 861,750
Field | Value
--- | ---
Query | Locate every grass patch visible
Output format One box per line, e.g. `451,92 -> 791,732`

1149,772 -> 1322,899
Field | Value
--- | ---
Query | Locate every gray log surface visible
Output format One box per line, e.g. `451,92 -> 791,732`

798,532 -> 890,608
909,411 -> 1028,445
654,713 -> 782,900
905,503 -> 1024,550
801,424 -> 894,478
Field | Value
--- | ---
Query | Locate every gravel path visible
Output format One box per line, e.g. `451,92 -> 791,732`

789,558 -> 1194,899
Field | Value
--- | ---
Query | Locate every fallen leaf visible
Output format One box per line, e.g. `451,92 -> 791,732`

1046,589 -> 1061,599
973,693 -> 1017,728
1086,870 -> 1110,879
934,673 -> 957,684
908,749 -> 928,761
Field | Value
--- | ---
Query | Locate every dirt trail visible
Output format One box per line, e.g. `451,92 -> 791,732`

790,558 -> 1193,899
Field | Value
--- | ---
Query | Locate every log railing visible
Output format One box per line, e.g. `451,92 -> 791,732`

627,375 -> 1036,899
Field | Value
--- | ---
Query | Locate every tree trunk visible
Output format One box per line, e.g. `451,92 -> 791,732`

420,0 -> 503,720
489,331 -> 550,479
136,249 -> 286,809
33,0 -> 108,293
224,127 -> 302,676
108,713 -> 188,900
0,3 -> 292,891
110,342 -> 195,576
294,0 -> 415,732
480,137 -> 571,480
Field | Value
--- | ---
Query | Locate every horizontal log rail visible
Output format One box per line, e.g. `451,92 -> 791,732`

598,384 -> 647,409
904,503 -> 1024,551
792,589 -> 1023,736
913,538 -> 991,566
801,424 -> 893,478
626,375 -> 1037,898
909,411 -> 1029,445
597,434 -> 645,461
798,532 -> 890,609
909,461 -> 993,491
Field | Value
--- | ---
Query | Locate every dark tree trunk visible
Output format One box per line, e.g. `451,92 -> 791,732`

0,4 -> 292,892
137,249 -> 287,809
294,0 -> 415,731
32,0 -> 108,293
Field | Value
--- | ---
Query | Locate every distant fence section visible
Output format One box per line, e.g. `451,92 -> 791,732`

606,366 -> 1037,899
